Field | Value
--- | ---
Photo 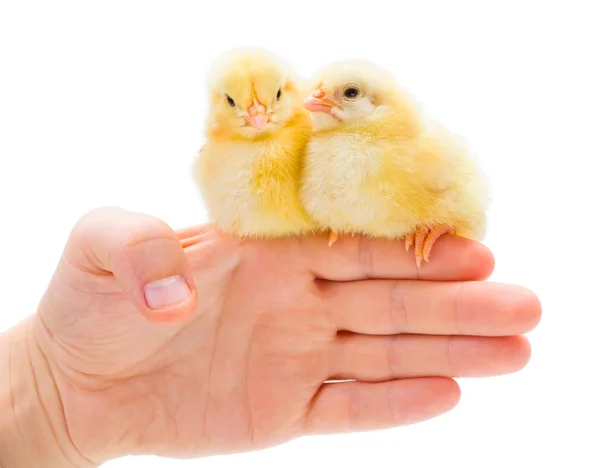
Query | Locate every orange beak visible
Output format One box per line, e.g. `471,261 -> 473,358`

304,89 -> 336,114
246,98 -> 270,130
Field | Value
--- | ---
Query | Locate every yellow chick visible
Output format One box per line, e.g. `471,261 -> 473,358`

194,48 -> 316,238
300,60 -> 488,266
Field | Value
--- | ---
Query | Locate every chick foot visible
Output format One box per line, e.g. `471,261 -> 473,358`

404,225 -> 452,267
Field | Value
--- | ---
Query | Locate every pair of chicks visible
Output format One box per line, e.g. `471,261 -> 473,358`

194,49 -> 488,266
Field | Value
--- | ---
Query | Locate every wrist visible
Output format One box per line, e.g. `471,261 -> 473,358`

0,318 -> 96,468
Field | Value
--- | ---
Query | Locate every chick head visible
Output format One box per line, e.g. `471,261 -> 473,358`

304,60 -> 404,131
206,48 -> 304,139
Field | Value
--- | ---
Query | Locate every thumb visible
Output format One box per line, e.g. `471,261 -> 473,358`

64,206 -> 198,324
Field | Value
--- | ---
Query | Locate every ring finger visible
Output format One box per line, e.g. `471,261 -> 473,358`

327,333 -> 531,381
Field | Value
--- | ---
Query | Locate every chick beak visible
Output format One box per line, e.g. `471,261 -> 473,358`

304,89 -> 335,114
247,99 -> 270,130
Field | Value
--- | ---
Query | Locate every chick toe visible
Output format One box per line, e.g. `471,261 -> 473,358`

413,227 -> 429,267
407,225 -> 452,267
422,226 -> 451,263
404,232 -> 415,251
328,230 -> 339,247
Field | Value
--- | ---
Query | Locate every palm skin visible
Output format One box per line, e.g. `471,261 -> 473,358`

28,208 -> 540,465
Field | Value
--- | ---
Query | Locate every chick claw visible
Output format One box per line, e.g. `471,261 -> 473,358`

328,230 -> 338,247
405,226 -> 451,267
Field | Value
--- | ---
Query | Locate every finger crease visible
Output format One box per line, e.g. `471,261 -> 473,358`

388,337 -> 402,377
386,382 -> 401,423
454,282 -> 466,335
390,282 -> 409,333
446,336 -> 456,375
358,236 -> 374,278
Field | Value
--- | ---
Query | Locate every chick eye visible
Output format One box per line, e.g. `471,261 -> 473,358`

276,88 -> 282,101
343,86 -> 361,100
225,94 -> 236,108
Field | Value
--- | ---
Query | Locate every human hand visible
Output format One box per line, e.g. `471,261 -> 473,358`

2,207 -> 541,466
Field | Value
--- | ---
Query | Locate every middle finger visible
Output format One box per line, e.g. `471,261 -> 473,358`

320,280 -> 541,336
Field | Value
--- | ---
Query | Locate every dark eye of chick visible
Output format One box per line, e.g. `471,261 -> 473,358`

225,94 -> 236,108
276,88 -> 282,101
343,87 -> 360,99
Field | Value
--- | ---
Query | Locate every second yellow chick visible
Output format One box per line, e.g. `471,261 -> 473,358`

194,48 -> 316,238
300,60 -> 488,265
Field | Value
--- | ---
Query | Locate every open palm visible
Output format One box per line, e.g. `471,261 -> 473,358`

34,208 -> 540,465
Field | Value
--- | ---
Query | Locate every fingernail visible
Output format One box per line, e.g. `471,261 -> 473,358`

144,275 -> 191,310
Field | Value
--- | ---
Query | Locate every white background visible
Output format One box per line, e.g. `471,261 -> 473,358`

1,1 -> 598,466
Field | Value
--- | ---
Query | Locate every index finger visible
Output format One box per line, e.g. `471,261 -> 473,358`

300,234 -> 494,281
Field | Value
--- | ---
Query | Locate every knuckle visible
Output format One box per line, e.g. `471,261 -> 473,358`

70,206 -> 124,240
67,206 -> 176,271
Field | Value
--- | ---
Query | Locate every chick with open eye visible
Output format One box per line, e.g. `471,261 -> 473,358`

194,48 -> 317,238
300,60 -> 488,266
